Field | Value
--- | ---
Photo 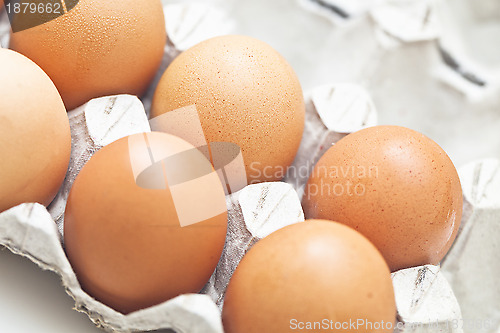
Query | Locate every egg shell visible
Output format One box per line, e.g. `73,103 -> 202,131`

302,125 -> 463,271
0,48 -> 71,213
9,0 -> 166,110
64,132 -> 228,314
222,220 -> 396,333
151,35 -> 305,185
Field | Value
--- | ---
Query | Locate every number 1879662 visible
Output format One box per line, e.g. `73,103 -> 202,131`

6,2 -> 63,15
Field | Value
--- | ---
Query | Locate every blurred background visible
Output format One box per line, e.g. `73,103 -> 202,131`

1,0 -> 499,332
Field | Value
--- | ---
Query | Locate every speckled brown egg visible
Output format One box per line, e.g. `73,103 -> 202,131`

9,0 -> 166,110
151,35 -> 305,186
64,132 -> 228,314
222,220 -> 396,333
303,126 -> 463,272
0,48 -> 70,213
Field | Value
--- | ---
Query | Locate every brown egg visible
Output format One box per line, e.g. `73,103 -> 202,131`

223,220 -> 396,333
9,0 -> 166,110
0,48 -> 70,213
303,126 -> 463,271
64,132 -> 228,314
151,35 -> 305,185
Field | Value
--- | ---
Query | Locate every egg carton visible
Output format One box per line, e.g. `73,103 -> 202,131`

0,1 -> 498,333
0,87 -> 476,333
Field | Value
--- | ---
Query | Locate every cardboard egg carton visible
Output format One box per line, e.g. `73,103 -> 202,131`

0,86 -> 475,333
1,2 -> 498,333
442,159 -> 500,333
283,83 -> 377,199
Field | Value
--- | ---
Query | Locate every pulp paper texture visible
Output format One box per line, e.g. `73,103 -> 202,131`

392,265 -> 463,333
47,95 -> 151,238
442,160 -> 500,333
201,182 -> 305,308
283,83 -> 378,199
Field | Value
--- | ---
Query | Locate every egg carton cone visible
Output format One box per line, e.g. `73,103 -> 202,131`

283,83 -> 378,199
435,0 -> 500,102
201,182 -> 305,308
47,95 -> 151,238
392,265 -> 463,333
441,159 -> 500,333
297,0 -> 440,42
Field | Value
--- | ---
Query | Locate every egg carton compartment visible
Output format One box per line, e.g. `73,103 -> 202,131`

1,1 -> 499,333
